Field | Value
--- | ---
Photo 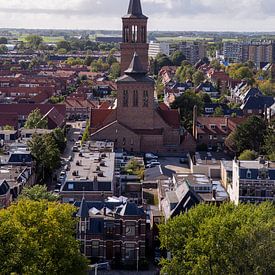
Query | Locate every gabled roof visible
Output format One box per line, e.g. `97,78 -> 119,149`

91,108 -> 115,129
123,0 -> 148,19
157,107 -> 181,128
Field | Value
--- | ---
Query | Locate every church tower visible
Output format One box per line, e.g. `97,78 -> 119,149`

120,0 -> 149,73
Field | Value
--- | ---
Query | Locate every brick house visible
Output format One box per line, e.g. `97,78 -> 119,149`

75,198 -> 146,266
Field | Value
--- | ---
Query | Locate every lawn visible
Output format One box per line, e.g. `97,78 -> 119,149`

18,35 -> 64,43
156,36 -> 213,42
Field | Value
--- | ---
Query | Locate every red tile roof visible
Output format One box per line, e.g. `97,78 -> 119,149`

91,108 -> 115,129
158,108 -> 180,128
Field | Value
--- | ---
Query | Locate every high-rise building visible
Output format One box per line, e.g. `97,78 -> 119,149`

148,42 -> 170,59
90,0 -> 194,154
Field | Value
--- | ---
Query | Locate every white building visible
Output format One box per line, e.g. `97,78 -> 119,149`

221,159 -> 275,205
148,42 -> 170,59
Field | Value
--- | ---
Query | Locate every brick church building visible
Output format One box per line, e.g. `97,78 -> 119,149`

90,0 -> 195,154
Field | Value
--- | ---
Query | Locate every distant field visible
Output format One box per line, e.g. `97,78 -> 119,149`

222,38 -> 239,42
156,36 -> 213,42
18,35 -> 64,43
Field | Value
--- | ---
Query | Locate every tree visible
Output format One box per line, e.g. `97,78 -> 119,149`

158,203 -> 275,275
213,106 -> 224,117
51,127 -> 67,152
225,116 -> 268,154
176,63 -> 196,83
81,121 -> 90,145
238,149 -> 258,160
2,125 -> 14,130
0,37 -> 8,44
171,51 -> 186,66
171,90 -> 204,131
228,64 -> 253,81
0,199 -> 88,274
28,133 -> 60,179
0,44 -> 8,54
110,62 -> 121,80
210,59 -> 221,71
263,127 -> 275,161
24,108 -> 48,129
192,70 -> 205,86
155,53 -> 173,71
19,185 -> 59,201
84,55 -> 93,66
25,35 -> 43,49
57,40 -> 71,52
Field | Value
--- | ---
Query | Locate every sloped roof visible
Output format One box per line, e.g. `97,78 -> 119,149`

91,108 -> 115,129
158,108 -> 181,128
123,0 -> 148,19
241,96 -> 274,110
76,197 -> 90,218
0,180 -> 10,196
119,202 -> 144,216
125,52 -> 147,75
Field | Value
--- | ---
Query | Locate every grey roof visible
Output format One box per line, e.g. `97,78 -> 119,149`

119,202 -> 144,216
0,180 -> 9,196
124,0 -> 147,19
117,74 -> 154,84
125,52 -> 147,75
144,165 -> 167,181
76,197 -> 90,218
8,152 -> 32,164
241,96 -> 274,110
62,180 -> 111,192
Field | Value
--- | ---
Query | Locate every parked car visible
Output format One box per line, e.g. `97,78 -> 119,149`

145,153 -> 158,160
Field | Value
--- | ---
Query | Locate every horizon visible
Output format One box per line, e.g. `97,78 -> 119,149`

0,0 -> 275,32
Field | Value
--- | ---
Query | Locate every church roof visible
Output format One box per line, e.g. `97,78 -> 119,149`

125,52 -> 147,75
123,0 -> 148,19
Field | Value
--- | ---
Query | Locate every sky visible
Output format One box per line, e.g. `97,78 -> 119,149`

0,0 -> 275,32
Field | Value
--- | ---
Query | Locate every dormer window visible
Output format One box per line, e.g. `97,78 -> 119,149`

221,125 -> 227,131
210,124 -> 216,130
246,170 -> 252,179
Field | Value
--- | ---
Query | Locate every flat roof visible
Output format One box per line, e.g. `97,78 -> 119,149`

194,151 -> 232,166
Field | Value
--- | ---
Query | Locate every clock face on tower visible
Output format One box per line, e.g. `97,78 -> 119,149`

125,225 -> 135,236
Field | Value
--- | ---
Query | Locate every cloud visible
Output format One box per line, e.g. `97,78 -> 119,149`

0,0 -> 274,31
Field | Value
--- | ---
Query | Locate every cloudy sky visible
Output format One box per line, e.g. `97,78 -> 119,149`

0,0 -> 275,32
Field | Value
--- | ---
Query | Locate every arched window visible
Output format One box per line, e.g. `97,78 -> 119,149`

123,90 -> 128,107
143,90 -> 148,107
133,90 -> 138,107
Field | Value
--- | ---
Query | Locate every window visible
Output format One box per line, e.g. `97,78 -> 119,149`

91,241 -> 100,257
132,25 -> 138,43
246,170 -> 252,179
143,91 -> 148,107
125,243 -> 136,260
133,90 -> 138,107
209,135 -> 213,140
210,124 -> 216,129
125,223 -> 136,236
68,183 -> 74,190
123,90 -> 128,107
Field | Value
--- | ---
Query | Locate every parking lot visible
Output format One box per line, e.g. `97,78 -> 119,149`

158,157 -> 190,177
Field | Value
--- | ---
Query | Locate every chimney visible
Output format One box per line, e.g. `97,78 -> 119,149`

103,206 -> 107,216
193,105 -> 198,139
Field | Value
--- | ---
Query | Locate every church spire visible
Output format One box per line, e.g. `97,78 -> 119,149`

125,52 -> 147,75
124,0 -> 147,19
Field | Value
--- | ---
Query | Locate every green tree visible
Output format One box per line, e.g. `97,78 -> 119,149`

51,127 -> 67,152
24,108 -> 48,129
28,133 -> 60,179
0,199 -> 88,274
0,37 -> 8,44
225,116 -> 268,154
110,62 -> 121,79
263,127 -> 275,161
159,203 -> 275,275
2,125 -> 14,130
0,44 -> 8,54
238,149 -> 258,160
192,70 -> 205,86
213,106 -> 224,117
25,35 -> 43,49
19,185 -> 59,201
84,55 -> 93,66
171,51 -> 186,66
81,121 -> 90,145
210,59 -> 221,71
57,40 -> 71,52
171,90 -> 203,131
